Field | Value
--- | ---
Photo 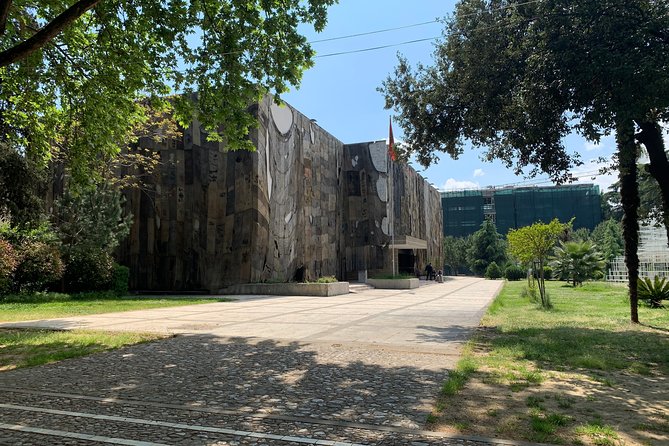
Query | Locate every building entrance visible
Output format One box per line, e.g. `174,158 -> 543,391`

398,250 -> 415,276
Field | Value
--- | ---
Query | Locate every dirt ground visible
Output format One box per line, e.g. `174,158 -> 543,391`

431,360 -> 669,446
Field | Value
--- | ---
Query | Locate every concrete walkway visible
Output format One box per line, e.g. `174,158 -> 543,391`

1,277 -> 501,355
0,277 -> 531,446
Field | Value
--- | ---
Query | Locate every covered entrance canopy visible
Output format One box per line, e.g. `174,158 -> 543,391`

388,235 -> 427,250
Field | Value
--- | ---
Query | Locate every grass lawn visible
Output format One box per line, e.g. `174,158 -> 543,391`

0,291 -> 229,322
0,292 -> 232,372
430,280 -> 669,446
0,328 -> 165,371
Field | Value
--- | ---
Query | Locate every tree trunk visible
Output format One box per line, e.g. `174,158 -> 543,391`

636,120 -> 669,247
0,0 -> 12,36
0,0 -> 101,68
617,118 -> 640,324
538,259 -> 547,308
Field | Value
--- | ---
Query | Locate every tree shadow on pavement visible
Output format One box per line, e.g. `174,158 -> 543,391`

0,334 -> 450,431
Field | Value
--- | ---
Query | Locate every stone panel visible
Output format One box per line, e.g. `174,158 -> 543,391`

120,99 -> 440,291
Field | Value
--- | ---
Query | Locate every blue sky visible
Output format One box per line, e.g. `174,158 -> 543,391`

283,0 -> 621,193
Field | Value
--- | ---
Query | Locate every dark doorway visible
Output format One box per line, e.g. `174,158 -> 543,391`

398,250 -> 415,276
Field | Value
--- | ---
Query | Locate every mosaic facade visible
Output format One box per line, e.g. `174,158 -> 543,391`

120,98 -> 442,291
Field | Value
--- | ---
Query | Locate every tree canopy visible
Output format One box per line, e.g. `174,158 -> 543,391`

381,0 -> 669,323
381,0 -> 669,181
551,240 -> 605,287
0,0 -> 336,182
467,219 -> 506,276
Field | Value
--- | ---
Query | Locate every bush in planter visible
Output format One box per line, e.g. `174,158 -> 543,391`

504,264 -> 525,281
485,261 -> 502,279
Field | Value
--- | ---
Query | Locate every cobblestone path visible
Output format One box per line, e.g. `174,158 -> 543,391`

0,279 -> 538,445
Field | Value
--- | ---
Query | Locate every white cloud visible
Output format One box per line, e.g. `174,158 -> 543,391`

441,178 -> 480,190
473,168 -> 485,178
584,135 -> 615,152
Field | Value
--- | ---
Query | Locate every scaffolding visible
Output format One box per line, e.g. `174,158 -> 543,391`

441,184 -> 602,237
607,225 -> 669,282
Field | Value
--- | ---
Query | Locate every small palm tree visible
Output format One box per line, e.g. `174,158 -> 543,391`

638,276 -> 669,308
552,241 -> 605,287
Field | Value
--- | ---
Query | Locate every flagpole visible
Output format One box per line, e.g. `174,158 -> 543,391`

388,116 -> 396,277
387,148 -> 395,277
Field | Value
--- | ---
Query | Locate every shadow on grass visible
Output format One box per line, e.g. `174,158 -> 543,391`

425,324 -> 669,445
641,323 -> 669,334
476,325 -> 668,375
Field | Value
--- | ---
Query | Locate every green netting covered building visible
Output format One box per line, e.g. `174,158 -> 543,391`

441,184 -> 602,237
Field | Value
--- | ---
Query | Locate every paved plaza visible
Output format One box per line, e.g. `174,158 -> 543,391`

0,277 -> 540,446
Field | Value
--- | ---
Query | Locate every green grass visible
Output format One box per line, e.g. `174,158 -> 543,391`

431,280 -> 669,444
481,281 -> 669,375
440,355 -> 478,397
0,329 -> 164,370
0,291 -> 229,322
575,421 -> 621,446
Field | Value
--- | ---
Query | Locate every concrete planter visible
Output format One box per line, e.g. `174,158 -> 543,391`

221,282 -> 349,297
367,278 -> 420,289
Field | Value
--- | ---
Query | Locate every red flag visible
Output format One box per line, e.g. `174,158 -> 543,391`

388,117 -> 397,162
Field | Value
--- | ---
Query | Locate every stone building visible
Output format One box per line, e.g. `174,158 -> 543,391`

120,97 -> 442,291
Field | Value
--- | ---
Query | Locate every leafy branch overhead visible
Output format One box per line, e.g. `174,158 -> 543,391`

380,0 -> 669,182
0,0 -> 337,183
381,0 -> 669,323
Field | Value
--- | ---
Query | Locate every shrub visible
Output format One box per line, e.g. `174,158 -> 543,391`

14,241 -> 64,291
0,238 -> 18,293
505,265 -> 525,281
485,261 -> 502,279
111,264 -> 130,295
315,276 -> 337,283
638,276 -> 669,308
551,240 -> 605,286
543,266 -> 553,281
63,250 -> 114,293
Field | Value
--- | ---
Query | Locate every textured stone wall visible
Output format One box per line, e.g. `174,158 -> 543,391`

342,142 -> 443,278
392,163 -> 443,270
250,96 -> 344,284
120,97 -> 344,291
120,99 -> 441,291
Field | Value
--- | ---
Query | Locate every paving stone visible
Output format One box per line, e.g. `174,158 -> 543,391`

0,280 -> 518,446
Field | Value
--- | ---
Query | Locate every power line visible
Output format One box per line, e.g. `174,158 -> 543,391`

314,37 -> 439,58
309,0 -> 543,45
310,20 -> 440,44
313,10 -> 545,58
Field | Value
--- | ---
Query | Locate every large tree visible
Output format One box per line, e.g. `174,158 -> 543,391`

591,218 -> 624,270
467,219 -> 506,276
443,235 -> 470,275
0,0 -> 336,183
381,0 -> 669,323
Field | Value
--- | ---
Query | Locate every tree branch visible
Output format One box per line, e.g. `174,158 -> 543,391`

0,0 -> 12,36
0,0 -> 101,68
